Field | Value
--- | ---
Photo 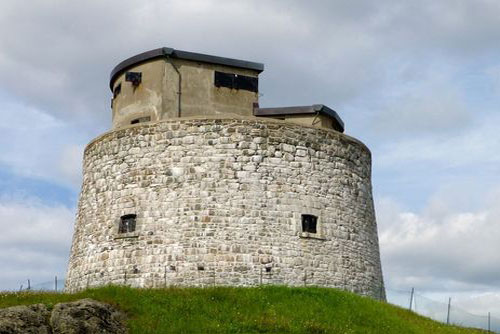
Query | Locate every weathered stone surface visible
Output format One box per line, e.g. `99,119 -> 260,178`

66,117 -> 385,300
50,299 -> 126,334
0,304 -> 51,334
0,300 -> 126,334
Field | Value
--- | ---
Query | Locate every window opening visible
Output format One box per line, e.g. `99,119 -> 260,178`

119,214 -> 136,233
301,214 -> 317,234
125,72 -> 142,87
113,83 -> 121,98
214,71 -> 258,93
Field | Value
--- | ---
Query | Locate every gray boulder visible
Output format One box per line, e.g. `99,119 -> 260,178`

0,299 -> 126,334
50,298 -> 127,334
0,303 -> 51,334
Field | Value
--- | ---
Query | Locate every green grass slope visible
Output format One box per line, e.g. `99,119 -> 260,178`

0,286 -> 487,333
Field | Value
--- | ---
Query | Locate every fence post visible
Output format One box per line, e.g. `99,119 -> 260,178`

446,297 -> 451,325
164,266 -> 167,288
488,312 -> 490,332
409,287 -> 414,311
55,276 -> 58,292
27,279 -> 31,291
260,266 -> 263,286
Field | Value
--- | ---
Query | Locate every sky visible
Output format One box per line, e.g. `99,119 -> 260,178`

1,0 -> 499,320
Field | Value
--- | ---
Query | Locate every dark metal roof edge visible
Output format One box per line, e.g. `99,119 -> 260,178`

109,47 -> 264,90
313,104 -> 345,132
254,105 -> 315,116
254,104 -> 345,133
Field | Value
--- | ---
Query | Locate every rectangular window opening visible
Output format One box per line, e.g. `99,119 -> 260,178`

125,72 -> 142,87
119,214 -> 136,233
301,214 -> 317,234
214,71 -> 258,93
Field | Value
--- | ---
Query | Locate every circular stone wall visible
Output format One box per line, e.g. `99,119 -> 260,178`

65,117 -> 385,299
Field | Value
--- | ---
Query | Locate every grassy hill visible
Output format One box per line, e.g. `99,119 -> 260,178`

0,285 -> 487,333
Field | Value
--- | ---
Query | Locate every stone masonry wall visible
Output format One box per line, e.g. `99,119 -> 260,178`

65,117 -> 385,299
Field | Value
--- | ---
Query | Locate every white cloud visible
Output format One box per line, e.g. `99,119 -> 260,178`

0,101 -> 84,190
375,112 -> 500,170
378,185 -> 500,293
0,197 -> 74,290
59,145 -> 84,190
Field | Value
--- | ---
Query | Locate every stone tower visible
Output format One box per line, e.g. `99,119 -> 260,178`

65,47 -> 385,299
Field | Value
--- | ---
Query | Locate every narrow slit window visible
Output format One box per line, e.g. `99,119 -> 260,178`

301,214 -> 317,234
119,214 -> 136,233
113,83 -> 121,98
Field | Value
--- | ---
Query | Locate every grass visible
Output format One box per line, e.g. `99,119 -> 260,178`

0,285 -> 488,333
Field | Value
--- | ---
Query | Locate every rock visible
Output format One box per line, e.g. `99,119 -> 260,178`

0,303 -> 51,334
50,299 -> 127,334
0,299 -> 126,334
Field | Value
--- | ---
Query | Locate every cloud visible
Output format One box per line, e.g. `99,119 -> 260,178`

0,197 -> 74,290
375,112 -> 500,170
0,100 -> 84,190
377,184 -> 500,293
58,145 -> 84,190
370,66 -> 472,136
0,0 -> 498,125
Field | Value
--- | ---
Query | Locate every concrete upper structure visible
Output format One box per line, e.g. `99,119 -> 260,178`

109,47 -> 344,132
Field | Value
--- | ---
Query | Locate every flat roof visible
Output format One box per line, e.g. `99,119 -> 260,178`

254,104 -> 345,133
110,47 -> 264,90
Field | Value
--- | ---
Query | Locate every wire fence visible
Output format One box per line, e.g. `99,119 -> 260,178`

17,276 -> 65,293
387,287 -> 500,333
11,277 -> 500,333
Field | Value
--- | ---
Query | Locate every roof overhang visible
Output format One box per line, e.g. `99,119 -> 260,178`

110,47 -> 264,90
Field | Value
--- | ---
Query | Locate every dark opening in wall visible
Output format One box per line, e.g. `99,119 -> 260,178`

113,83 -> 121,98
197,265 -> 205,271
265,267 -> 272,273
119,214 -> 136,233
214,71 -> 258,93
301,214 -> 317,234
130,116 -> 151,124
125,72 -> 142,87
